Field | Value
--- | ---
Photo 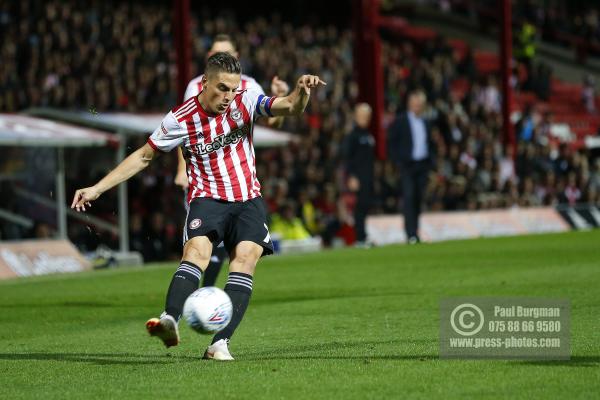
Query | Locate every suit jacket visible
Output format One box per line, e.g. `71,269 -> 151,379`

387,112 -> 435,166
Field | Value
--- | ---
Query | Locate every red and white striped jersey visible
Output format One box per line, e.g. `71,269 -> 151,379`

183,74 -> 265,101
148,89 -> 277,203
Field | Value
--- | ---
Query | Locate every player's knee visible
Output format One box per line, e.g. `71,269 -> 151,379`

182,237 -> 212,269
230,242 -> 262,273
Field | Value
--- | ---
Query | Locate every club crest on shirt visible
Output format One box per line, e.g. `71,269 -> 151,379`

189,218 -> 202,229
230,109 -> 243,121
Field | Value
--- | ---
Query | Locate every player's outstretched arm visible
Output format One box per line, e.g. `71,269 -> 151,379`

270,75 -> 326,117
71,142 -> 157,212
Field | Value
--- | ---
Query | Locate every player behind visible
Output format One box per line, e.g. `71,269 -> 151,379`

176,34 -> 289,289
71,52 -> 325,360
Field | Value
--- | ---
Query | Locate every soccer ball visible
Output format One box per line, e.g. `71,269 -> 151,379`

183,287 -> 233,334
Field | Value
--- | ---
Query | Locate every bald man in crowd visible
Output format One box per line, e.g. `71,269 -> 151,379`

342,103 -> 376,247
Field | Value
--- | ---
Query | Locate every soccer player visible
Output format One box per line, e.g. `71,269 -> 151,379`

176,34 -> 289,288
71,52 -> 325,360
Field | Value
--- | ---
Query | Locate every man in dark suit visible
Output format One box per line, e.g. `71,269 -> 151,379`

342,103 -> 375,246
387,90 -> 434,244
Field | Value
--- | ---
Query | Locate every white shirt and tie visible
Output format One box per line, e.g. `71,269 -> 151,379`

407,111 -> 428,161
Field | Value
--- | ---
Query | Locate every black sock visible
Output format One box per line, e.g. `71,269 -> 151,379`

165,261 -> 202,321
202,247 -> 227,287
212,272 -> 253,344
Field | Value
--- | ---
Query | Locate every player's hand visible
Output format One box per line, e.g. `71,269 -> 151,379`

297,75 -> 326,95
271,76 -> 289,97
175,170 -> 189,190
71,186 -> 101,212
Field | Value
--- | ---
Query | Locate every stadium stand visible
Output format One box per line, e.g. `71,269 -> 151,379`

1,1 -> 599,256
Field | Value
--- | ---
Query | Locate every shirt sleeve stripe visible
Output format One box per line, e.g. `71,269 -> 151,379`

265,96 -> 276,117
146,138 -> 165,152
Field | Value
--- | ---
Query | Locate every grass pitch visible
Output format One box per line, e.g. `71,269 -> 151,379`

1,230 -> 599,399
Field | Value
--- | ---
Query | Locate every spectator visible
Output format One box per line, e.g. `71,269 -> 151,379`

515,20 -> 537,71
29,221 -> 53,239
582,74 -> 597,114
498,146 -> 516,189
561,172 -> 582,206
270,201 -> 311,240
387,89 -> 434,244
341,103 -> 375,246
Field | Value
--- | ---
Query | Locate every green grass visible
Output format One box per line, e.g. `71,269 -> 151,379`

1,230 -> 599,399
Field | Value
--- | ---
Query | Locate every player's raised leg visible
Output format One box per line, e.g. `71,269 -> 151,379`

204,240 -> 263,360
147,236 -> 212,347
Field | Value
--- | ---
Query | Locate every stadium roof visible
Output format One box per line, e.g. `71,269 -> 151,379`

0,114 -> 119,147
26,108 -> 295,147
0,114 -> 122,243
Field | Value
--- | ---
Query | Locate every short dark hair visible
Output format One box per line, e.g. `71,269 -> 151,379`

408,88 -> 426,99
213,34 -> 235,49
205,51 -> 241,78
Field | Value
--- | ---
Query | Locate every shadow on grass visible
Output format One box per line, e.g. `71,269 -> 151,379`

239,340 -> 600,366
240,338 -> 438,361
241,354 -> 600,365
2,292 -> 414,309
0,352 -> 200,365
253,290 -> 417,306
0,301 -> 118,308
3,351 -> 594,365
518,356 -> 600,367
243,354 -> 438,361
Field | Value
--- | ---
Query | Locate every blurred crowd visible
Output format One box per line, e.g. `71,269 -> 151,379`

511,0 -> 600,60
0,1 -> 176,112
430,0 -> 600,60
1,1 -> 599,257
381,36 -> 600,213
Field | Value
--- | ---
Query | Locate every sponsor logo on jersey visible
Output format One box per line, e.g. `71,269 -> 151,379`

160,123 -> 168,136
194,124 -> 251,155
